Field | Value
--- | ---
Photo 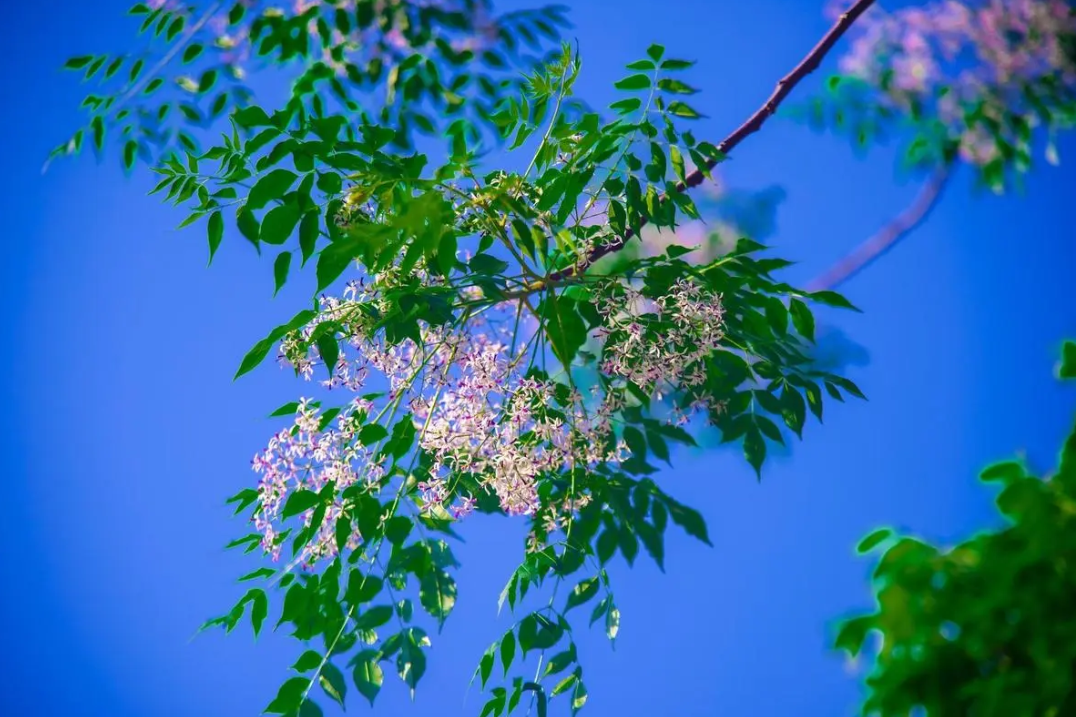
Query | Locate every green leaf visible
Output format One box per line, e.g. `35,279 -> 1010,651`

1060,340 -> 1076,379
292,650 -> 323,672
669,145 -> 686,182
500,630 -> 516,677
789,299 -> 815,342
249,589 -> 268,636
834,615 -> 873,657
614,74 -> 650,91
122,140 -> 137,170
63,55 -> 94,70
610,97 -> 642,114
358,423 -> 388,446
236,207 -> 260,252
319,662 -> 347,709
469,253 -> 510,275
657,78 -> 699,95
248,169 -> 298,211
665,500 -> 712,546
207,210 -> 224,265
281,489 -> 321,519
316,239 -> 358,292
518,613 -> 563,654
564,577 -> 599,612
979,460 -> 1025,483
315,332 -> 339,378
541,296 -> 587,367
261,203 -> 301,245
269,401 -> 301,417
273,251 -> 292,296
265,677 -> 310,714
856,528 -> 892,554
660,58 -> 695,71
234,105 -> 272,128
419,569 -> 457,623
352,652 -> 383,706
234,309 -> 316,380
299,211 -> 319,267
238,567 -> 275,582
353,605 -> 393,630
743,425 -> 766,479
646,44 -> 665,62
605,603 -> 620,642
810,290 -> 861,312
666,101 -> 703,119
478,645 -> 495,688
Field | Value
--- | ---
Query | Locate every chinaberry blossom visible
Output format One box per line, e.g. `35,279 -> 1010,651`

251,396 -> 381,566
593,277 -> 728,425
829,0 -> 1076,167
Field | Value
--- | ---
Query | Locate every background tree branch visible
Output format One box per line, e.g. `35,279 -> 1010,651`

807,165 -> 951,292
544,0 -> 876,284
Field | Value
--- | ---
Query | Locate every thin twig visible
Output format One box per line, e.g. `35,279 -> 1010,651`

806,165 -> 951,292
538,0 -> 877,285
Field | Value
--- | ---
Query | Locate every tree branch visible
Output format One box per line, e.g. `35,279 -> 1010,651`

806,165 -> 951,293
542,0 -> 876,285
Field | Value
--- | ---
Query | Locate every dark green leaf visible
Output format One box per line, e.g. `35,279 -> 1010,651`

273,251 -> 292,296
248,169 -> 298,211
419,569 -> 457,623
352,652 -> 383,706
281,489 -> 321,519
564,577 -> 599,612
856,528 -> 892,554
614,74 -> 650,91
319,662 -> 347,708
207,210 -> 224,265
265,677 -> 310,714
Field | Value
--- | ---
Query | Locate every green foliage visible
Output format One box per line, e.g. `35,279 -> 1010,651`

65,4 -> 873,716
837,342 -> 1076,716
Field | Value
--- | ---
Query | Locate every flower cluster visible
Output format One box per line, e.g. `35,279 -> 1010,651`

415,335 -> 627,518
830,0 -> 1076,166
252,262 -> 635,565
251,397 -> 383,566
593,278 -> 727,425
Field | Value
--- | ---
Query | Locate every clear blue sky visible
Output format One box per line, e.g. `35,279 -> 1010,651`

2,1 -> 1074,716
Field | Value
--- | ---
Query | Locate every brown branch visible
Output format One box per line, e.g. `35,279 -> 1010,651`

806,165 -> 951,293
540,0 -> 877,286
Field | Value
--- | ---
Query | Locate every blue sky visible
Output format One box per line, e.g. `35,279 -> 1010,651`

2,1 -> 1074,716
